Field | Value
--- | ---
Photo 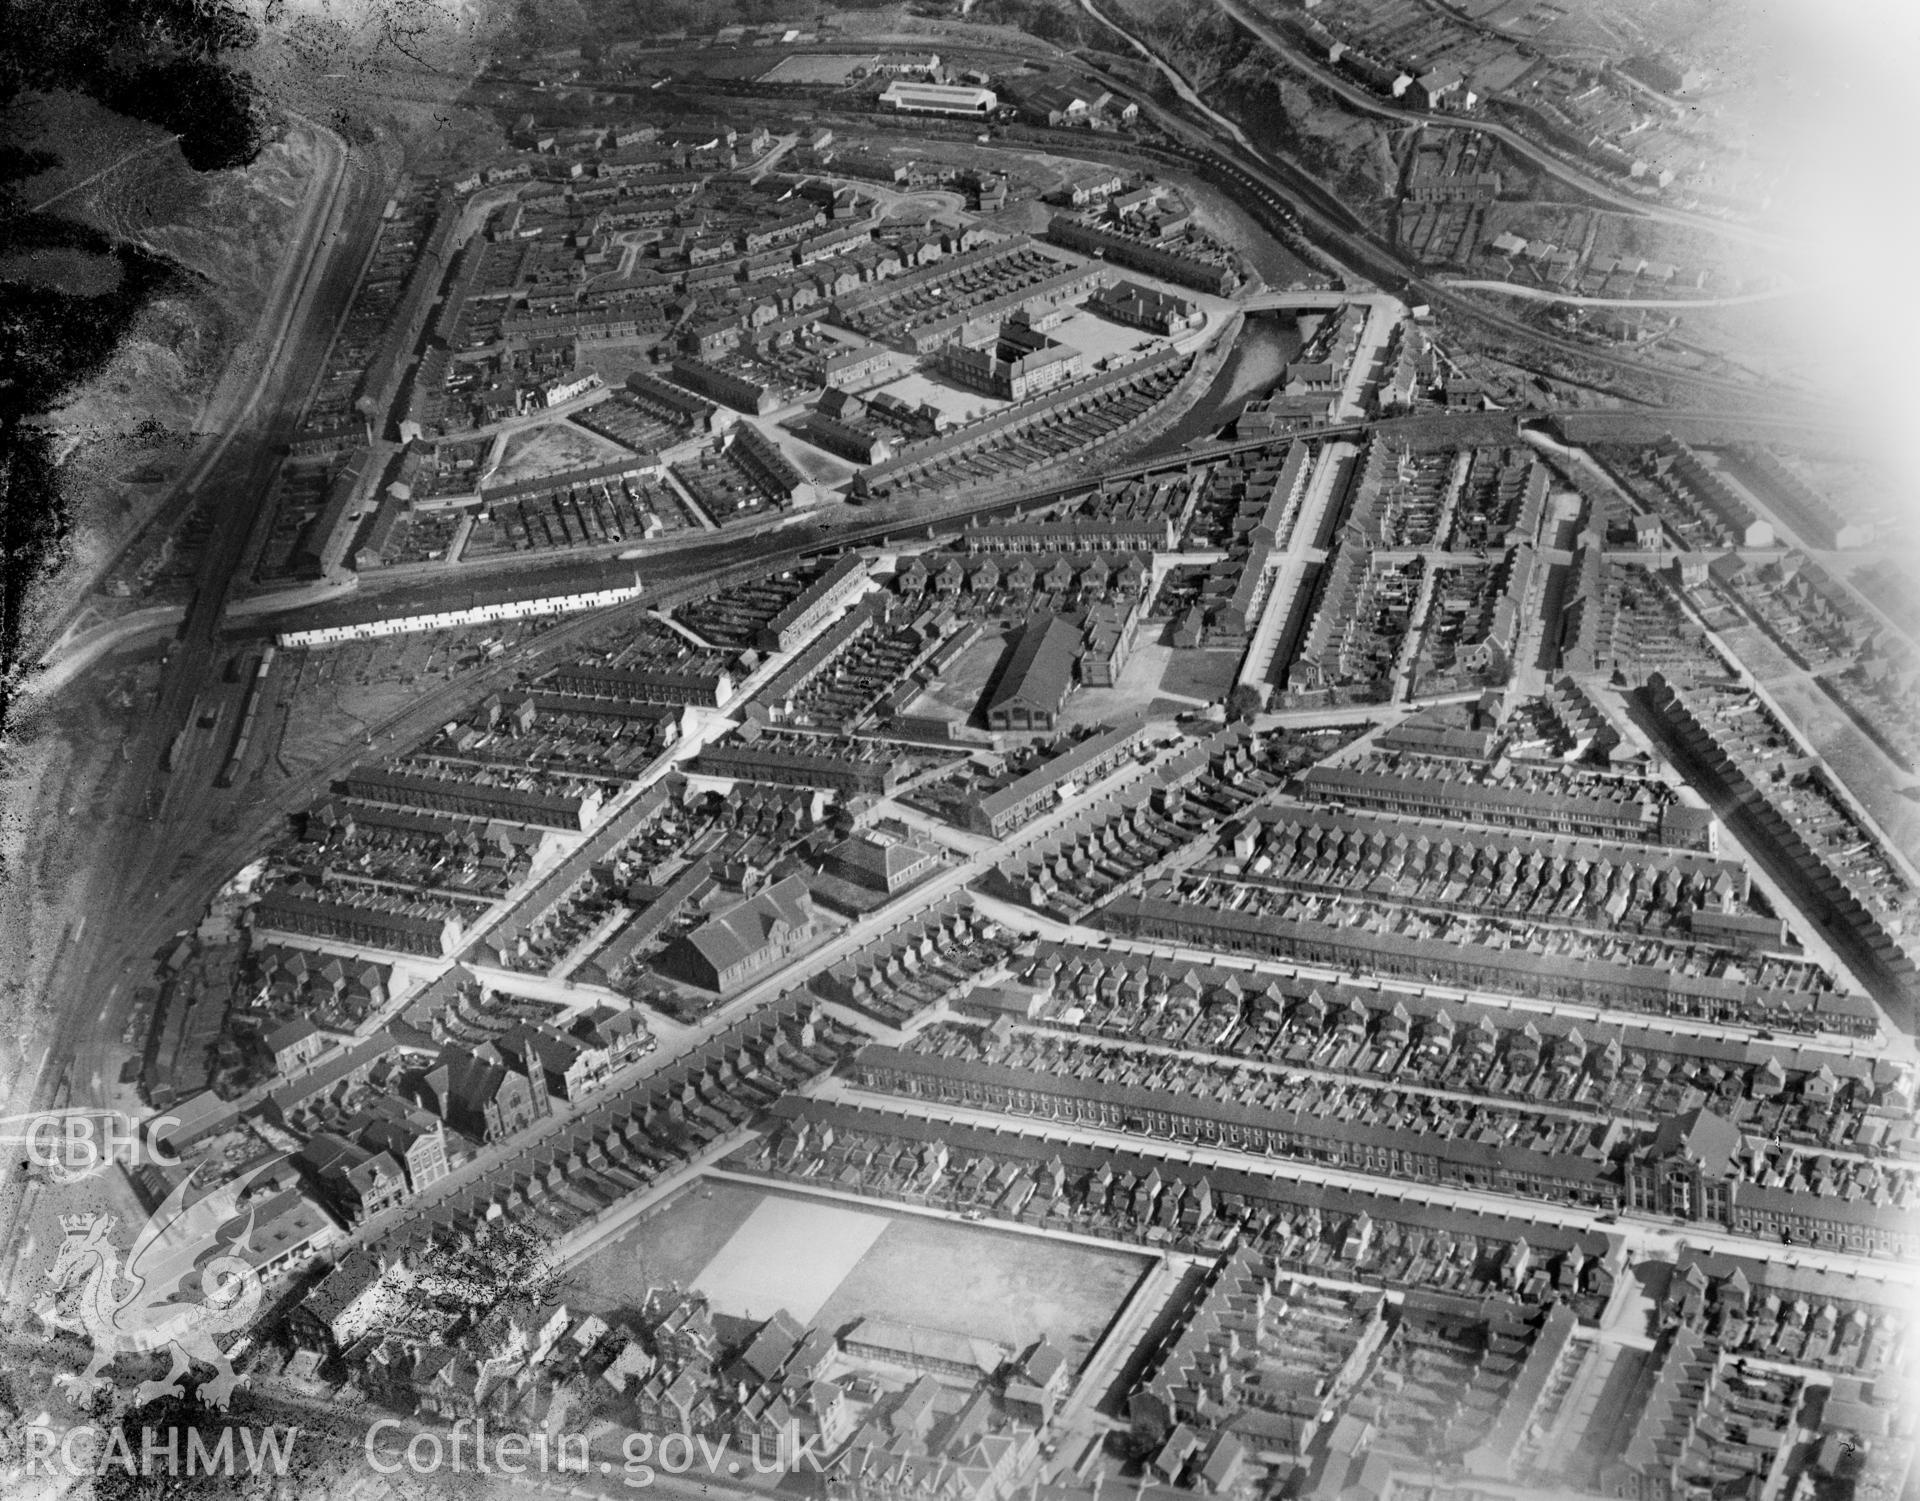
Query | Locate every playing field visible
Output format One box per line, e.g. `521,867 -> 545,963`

761,54 -> 872,85
574,1178 -> 1149,1366
692,1196 -> 891,1321
1158,647 -> 1243,704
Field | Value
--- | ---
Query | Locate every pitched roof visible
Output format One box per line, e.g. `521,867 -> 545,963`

1644,1106 -> 1743,1177
267,1017 -> 322,1054
438,1044 -> 523,1112
828,830 -> 938,883
738,1308 -> 807,1382
986,615 -> 1081,717
1021,1337 -> 1068,1386
302,1247 -> 386,1328
685,875 -> 815,975
850,1318 -> 1010,1375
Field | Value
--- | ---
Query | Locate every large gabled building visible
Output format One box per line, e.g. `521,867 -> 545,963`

933,322 -> 1083,402
659,875 -> 823,992
414,1041 -> 551,1144
822,828 -> 941,895
878,81 -> 998,117
1623,1106 -> 1744,1224
986,615 -> 1082,732
1086,280 -> 1203,335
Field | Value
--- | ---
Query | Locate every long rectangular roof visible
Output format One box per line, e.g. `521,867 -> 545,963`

978,723 -> 1145,821
1298,764 -> 1659,829
342,765 -> 593,822
879,81 -> 997,108
685,874 -> 815,976
856,1045 -> 1616,1184
986,614 -> 1081,718
772,1095 -> 1620,1258
1105,890 -> 1845,1017
765,555 -> 867,639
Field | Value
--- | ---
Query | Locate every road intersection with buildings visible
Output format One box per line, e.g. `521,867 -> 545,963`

5,14 -> 1916,1501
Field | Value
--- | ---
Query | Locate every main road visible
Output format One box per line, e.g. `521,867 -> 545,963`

2,34 -> 1863,1300
313,729 -> 1196,1263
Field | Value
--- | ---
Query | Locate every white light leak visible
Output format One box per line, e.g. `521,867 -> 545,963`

1760,0 -> 1920,546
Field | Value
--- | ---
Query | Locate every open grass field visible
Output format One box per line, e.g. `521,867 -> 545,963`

572,1178 -> 1149,1367
693,1195 -> 892,1320
1159,646 -> 1242,704
572,1177 -> 762,1311
762,53 -> 875,84
805,1204 -> 1146,1361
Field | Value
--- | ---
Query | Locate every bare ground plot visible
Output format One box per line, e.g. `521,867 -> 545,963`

1718,623 -> 1920,864
901,627 -> 1008,724
1045,308 -> 1168,368
575,339 -> 669,389
693,1194 -> 892,1321
981,198 -> 1052,236
870,370 -> 1008,427
687,1190 -> 894,1320
747,416 -> 858,487
1057,636 -> 1229,730
263,627 -> 534,787
1062,640 -> 1180,729
495,420 -> 630,486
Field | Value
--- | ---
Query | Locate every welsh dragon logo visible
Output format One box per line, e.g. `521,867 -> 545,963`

34,1170 -> 264,1410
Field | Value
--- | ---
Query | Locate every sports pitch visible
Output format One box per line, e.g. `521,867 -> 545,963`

574,1178 -> 1149,1365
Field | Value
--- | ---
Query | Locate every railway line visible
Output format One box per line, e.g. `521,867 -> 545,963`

653,61 -> 1821,418
4,25 -> 1866,1297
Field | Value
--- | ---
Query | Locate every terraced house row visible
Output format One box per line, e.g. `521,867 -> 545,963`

377,998 -> 856,1264
1225,802 -> 1754,938
1102,880 -> 1881,1037
1007,938 -> 1910,1148
751,1097 -> 1634,1315
843,1037 -> 1920,1258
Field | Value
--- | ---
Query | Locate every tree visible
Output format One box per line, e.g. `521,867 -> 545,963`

1226,684 -> 1264,721
412,1215 -> 564,1319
